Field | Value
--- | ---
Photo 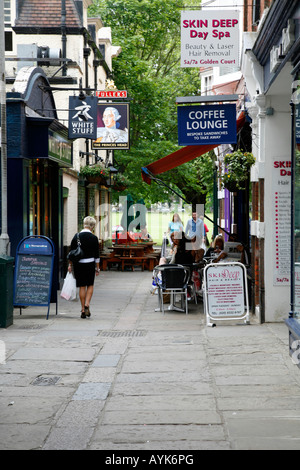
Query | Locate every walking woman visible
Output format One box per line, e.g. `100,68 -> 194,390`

68,216 -> 100,318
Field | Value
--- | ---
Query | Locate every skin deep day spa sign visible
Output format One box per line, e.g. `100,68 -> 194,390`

181,10 -> 240,67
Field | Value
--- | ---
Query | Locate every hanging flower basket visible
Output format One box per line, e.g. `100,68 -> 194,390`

112,174 -> 129,192
80,165 -> 110,186
220,150 -> 255,191
224,179 -> 246,192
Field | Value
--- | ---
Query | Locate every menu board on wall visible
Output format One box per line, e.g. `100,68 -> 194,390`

273,159 -> 291,285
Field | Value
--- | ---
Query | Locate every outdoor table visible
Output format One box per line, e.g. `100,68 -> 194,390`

112,245 -> 146,258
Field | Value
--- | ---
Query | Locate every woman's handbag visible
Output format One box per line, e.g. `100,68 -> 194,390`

67,233 -> 84,263
60,272 -> 77,301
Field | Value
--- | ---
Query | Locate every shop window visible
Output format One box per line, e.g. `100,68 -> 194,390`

4,0 -> 11,24
29,161 -> 52,238
252,0 -> 261,25
5,32 -> 12,51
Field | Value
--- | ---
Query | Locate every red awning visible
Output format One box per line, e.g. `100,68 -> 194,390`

142,111 -> 246,184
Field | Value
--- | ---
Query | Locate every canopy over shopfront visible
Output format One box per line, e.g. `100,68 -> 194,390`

141,111 -> 246,184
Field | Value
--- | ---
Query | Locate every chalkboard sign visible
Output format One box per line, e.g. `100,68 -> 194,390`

13,236 -> 55,319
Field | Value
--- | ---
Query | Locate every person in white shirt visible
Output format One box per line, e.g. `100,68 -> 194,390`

185,211 -> 206,251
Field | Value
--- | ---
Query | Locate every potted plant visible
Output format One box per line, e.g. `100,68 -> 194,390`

112,173 -> 130,192
79,165 -> 110,185
220,150 -> 255,191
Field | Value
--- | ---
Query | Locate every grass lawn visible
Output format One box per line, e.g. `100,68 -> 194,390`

112,211 -> 214,245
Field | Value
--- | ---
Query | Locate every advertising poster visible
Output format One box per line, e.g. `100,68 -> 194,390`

181,10 -> 240,68
272,158 -> 291,285
177,104 -> 237,146
295,263 -> 300,314
92,103 -> 130,150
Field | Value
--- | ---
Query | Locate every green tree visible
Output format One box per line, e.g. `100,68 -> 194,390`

89,0 -> 215,206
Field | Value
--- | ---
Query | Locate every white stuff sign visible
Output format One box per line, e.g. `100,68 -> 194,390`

181,10 -> 240,68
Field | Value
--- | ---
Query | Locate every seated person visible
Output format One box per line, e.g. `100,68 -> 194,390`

170,231 -> 194,265
224,233 -> 249,265
204,235 -> 227,263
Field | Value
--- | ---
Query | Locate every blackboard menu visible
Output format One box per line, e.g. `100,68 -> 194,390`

13,236 -> 54,308
14,255 -> 53,306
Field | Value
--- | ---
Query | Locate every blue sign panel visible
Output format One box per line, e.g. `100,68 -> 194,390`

13,236 -> 55,319
178,103 -> 237,146
68,96 -> 98,140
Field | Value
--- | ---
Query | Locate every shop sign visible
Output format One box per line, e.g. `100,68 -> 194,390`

92,103 -> 130,150
68,96 -> 97,140
203,262 -> 249,325
181,10 -> 240,67
177,103 -> 237,146
96,90 -> 127,99
270,19 -> 295,73
272,158 -> 291,285
13,236 -> 55,320
49,131 -> 72,166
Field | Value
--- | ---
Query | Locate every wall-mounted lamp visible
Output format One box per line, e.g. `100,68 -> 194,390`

106,165 -> 118,187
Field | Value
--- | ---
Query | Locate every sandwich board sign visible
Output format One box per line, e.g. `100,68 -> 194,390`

203,262 -> 249,326
13,236 -> 55,319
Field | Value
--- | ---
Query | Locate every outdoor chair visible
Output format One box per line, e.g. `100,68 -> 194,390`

153,264 -> 190,314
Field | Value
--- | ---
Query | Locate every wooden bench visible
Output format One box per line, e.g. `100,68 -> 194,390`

143,255 -> 159,271
118,255 -> 160,272
100,254 -> 121,271
119,256 -> 146,271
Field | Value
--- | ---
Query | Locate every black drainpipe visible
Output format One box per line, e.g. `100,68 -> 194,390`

61,0 -> 67,76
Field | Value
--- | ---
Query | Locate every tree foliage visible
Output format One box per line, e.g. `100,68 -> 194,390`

89,0 -> 215,206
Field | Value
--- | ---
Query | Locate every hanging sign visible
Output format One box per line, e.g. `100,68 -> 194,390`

92,103 -> 130,150
181,10 -> 240,68
96,90 -> 127,99
68,96 -> 97,140
178,103 -> 237,145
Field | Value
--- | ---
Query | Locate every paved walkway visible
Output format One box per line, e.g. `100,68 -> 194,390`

0,269 -> 300,450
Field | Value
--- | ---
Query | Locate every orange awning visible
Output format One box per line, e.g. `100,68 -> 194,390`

142,111 -> 246,184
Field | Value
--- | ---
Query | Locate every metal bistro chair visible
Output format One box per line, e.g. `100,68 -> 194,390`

153,264 -> 190,314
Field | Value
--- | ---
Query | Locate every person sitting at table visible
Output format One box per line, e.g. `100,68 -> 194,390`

224,233 -> 249,265
170,231 -> 195,265
204,234 -> 227,263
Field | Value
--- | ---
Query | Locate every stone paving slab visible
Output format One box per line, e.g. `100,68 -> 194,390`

72,382 -> 111,401
0,424 -> 50,450
92,354 -> 121,367
92,423 -> 225,443
10,347 -> 95,362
